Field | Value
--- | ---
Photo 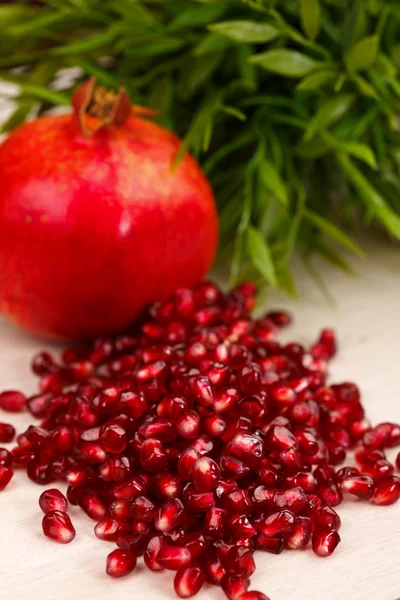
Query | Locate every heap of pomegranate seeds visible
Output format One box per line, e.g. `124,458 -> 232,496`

1,280 -> 400,600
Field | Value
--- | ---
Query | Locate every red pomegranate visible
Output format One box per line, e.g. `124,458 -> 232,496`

0,79 -> 218,340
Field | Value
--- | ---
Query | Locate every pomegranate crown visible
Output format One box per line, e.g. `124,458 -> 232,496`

72,77 -> 157,136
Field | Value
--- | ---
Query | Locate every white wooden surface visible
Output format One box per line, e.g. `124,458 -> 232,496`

0,234 -> 399,600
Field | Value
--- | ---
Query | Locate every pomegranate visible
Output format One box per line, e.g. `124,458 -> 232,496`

0,78 -> 218,340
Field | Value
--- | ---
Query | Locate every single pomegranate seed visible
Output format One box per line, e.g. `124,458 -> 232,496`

185,486 -> 215,511
226,432 -> 263,468
157,546 -> 191,570
239,592 -> 271,600
0,390 -> 26,412
317,483 -> 343,507
256,534 -> 285,554
396,452 -> 400,472
312,527 -> 341,557
203,507 -> 226,538
313,506 -> 341,531
94,517 -> 121,542
178,447 -> 201,480
221,574 -> 250,600
285,516 -> 311,549
257,510 -> 295,537
106,548 -> 137,578
79,491 -> 108,520
42,510 -> 75,543
143,535 -> 165,571
39,489 -> 68,513
0,422 -> 15,443
132,495 -> 156,522
99,423 -> 127,454
153,471 -> 182,500
226,546 -> 256,576
66,465 -> 96,488
273,487 -> 307,513
224,489 -> 252,515
265,426 -> 297,451
0,448 -> 12,467
0,466 -> 13,490
174,566 -> 205,598
177,410 -> 201,439
372,476 -> 400,506
340,475 -> 374,500
32,352 -> 55,375
155,498 -> 184,532
140,438 -> 167,472
192,456 -> 221,492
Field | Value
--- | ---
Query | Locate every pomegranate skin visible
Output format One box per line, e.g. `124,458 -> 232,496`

0,114 -> 218,340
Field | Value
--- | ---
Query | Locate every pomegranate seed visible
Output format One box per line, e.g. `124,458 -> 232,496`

106,548 -> 137,578
157,546 -> 191,570
39,489 -> 68,513
372,476 -> 400,506
221,574 -> 250,600
94,517 -> 121,541
140,438 -> 167,472
256,534 -> 285,554
177,411 -> 201,440
226,546 -> 256,576
312,528 -> 341,557
203,507 -> 226,538
178,447 -> 201,480
317,483 -> 343,507
42,510 -> 75,543
0,448 -> 12,467
0,422 -> 15,443
273,487 -> 307,513
0,465 -> 13,490
285,516 -> 311,549
224,489 -> 252,515
257,510 -> 295,537
239,592 -> 271,600
79,491 -> 108,520
144,535 -> 165,571
314,506 -> 341,531
174,566 -> 205,598
66,465 -> 96,488
340,475 -> 374,500
153,471 -> 182,499
0,390 -> 26,412
192,456 -> 221,492
155,498 -> 184,532
100,423 -> 127,454
396,452 -> 400,472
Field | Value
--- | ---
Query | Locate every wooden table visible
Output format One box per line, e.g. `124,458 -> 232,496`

0,234 -> 399,600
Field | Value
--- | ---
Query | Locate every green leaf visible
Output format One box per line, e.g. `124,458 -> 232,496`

123,38 -> 185,57
345,35 -> 380,72
297,68 -> 338,91
315,239 -> 356,275
321,131 -> 377,169
246,225 -> 278,286
352,74 -> 380,98
249,49 -> 319,78
51,30 -> 117,56
258,159 -> 288,205
193,32 -> 231,56
170,3 -> 226,28
338,154 -> 400,238
305,94 -> 355,140
304,209 -> 365,256
300,0 -> 321,40
209,20 -> 279,43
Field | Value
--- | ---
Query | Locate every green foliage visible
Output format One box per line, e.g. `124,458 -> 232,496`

1,0 -> 400,292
